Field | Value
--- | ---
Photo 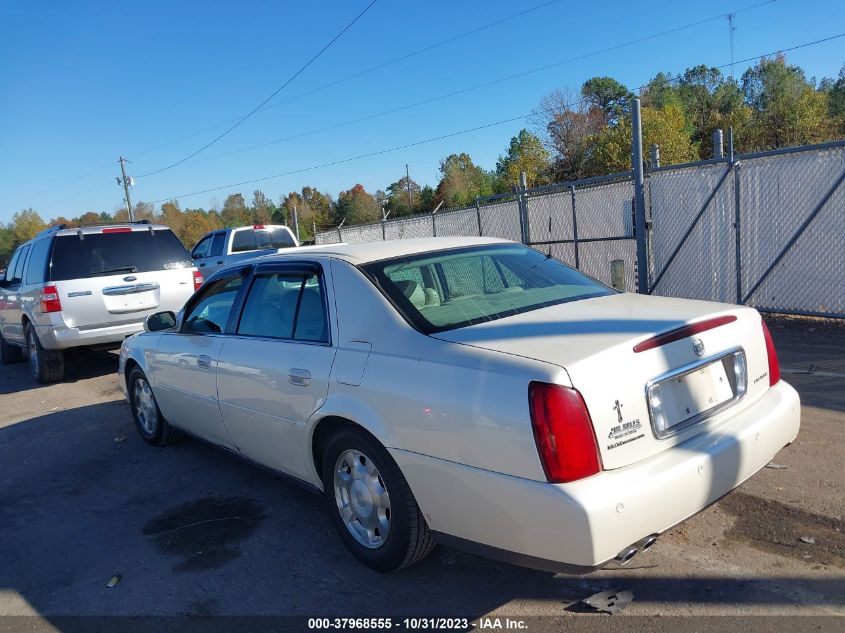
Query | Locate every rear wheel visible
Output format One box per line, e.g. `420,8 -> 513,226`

25,323 -> 64,383
322,427 -> 435,572
128,367 -> 179,446
0,332 -> 23,364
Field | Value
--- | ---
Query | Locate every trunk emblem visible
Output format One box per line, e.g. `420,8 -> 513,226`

123,275 -> 137,282
692,338 -> 705,357
613,400 -> 624,423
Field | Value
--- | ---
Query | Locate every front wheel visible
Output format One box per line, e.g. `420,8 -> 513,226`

25,323 -> 64,383
128,367 -> 179,446
322,427 -> 435,572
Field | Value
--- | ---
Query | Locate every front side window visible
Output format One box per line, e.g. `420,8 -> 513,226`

237,272 -> 328,343
362,244 -> 613,334
192,235 -> 213,259
10,245 -> 30,284
4,248 -> 22,284
183,275 -> 243,334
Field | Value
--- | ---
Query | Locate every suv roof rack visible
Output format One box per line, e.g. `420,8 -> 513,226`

36,224 -> 67,237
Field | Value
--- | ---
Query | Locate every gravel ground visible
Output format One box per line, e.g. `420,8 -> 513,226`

0,316 -> 842,627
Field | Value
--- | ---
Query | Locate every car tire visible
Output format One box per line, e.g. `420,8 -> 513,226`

0,332 -> 23,364
25,323 -> 64,383
322,427 -> 435,572
128,367 -> 180,446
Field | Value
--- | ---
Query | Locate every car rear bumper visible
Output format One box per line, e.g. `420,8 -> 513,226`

391,380 -> 801,570
36,321 -> 144,350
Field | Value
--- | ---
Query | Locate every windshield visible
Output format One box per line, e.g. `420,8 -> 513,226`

361,243 -> 614,333
231,227 -> 297,252
50,229 -> 193,281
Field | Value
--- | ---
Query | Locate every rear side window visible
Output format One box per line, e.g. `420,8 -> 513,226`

231,227 -> 296,252
25,238 -> 53,284
8,245 -> 29,284
50,229 -> 192,281
237,272 -> 327,343
4,249 -> 22,283
210,232 -> 226,257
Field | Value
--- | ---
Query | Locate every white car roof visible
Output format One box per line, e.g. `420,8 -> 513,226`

262,236 -> 513,265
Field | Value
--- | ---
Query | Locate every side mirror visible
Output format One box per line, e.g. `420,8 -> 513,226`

144,311 -> 177,332
192,252 -> 203,260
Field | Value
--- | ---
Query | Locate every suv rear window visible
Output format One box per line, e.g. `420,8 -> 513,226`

50,229 -> 193,281
231,227 -> 296,252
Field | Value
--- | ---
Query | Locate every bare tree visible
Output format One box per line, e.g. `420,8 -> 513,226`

529,88 -> 604,182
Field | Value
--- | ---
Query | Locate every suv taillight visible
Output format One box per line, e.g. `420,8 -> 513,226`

41,286 -> 62,313
529,382 -> 601,483
193,270 -> 204,291
761,320 -> 780,386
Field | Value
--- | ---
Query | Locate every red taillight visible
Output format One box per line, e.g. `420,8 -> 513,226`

633,315 -> 737,353
192,270 -> 204,291
41,286 -> 62,313
761,320 -> 780,386
529,382 -> 601,483
102,227 -> 132,233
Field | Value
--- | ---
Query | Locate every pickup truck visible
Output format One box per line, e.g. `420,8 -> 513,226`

190,224 -> 300,278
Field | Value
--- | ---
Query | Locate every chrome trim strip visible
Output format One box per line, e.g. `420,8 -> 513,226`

102,283 -> 160,296
646,346 -> 746,440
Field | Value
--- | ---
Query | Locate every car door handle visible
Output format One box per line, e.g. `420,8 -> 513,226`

216,260 -> 223,265
197,355 -> 212,369
199,262 -> 206,267
288,368 -> 311,386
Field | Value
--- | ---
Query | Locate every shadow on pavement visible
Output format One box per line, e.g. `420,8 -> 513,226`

0,403 -> 842,621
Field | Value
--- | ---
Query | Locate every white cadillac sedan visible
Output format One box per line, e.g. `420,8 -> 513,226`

118,237 -> 800,573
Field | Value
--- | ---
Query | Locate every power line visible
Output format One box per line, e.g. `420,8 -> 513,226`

150,112 -> 534,204
137,0 -> 380,178
139,0 -> 784,175
149,28 -> 845,206
126,0 -> 567,165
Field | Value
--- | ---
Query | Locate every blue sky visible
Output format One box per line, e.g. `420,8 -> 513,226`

1,0 -> 843,224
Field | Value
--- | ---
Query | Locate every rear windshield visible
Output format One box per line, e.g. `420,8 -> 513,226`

231,227 -> 296,252
50,229 -> 193,281
361,244 -> 613,333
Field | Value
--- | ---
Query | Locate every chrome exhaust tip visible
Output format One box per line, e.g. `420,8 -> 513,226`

614,546 -> 638,565
638,534 -> 659,551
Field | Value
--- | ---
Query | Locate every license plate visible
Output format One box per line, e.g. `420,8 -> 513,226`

648,352 -> 745,437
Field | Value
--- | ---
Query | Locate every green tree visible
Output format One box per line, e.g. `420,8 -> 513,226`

581,76 -> 633,125
495,129 -> 551,190
385,176 -> 421,216
335,184 -> 381,225
419,185 -> 436,213
221,193 -> 250,227
587,104 -> 697,174
10,209 -> 46,243
435,153 -> 494,208
742,55 -> 831,149
252,190 -> 272,224
0,226 -> 14,267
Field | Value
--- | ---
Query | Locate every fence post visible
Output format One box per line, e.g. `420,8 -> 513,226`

649,143 -> 660,168
475,197 -> 482,236
570,185 -> 580,269
381,220 -> 386,240
518,171 -> 530,244
631,98 -> 649,294
733,161 -> 742,304
337,227 -> 342,242
713,129 -> 724,159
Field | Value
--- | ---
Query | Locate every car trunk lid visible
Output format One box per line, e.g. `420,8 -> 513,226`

433,293 -> 772,469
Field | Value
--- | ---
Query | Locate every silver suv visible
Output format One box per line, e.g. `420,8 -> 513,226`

0,222 -> 202,383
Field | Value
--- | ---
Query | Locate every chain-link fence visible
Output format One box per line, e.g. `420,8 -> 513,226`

315,139 -> 845,319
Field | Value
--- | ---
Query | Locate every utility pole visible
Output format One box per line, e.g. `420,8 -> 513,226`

118,156 -> 134,221
405,163 -> 413,213
728,12 -> 736,81
631,99 -> 649,294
